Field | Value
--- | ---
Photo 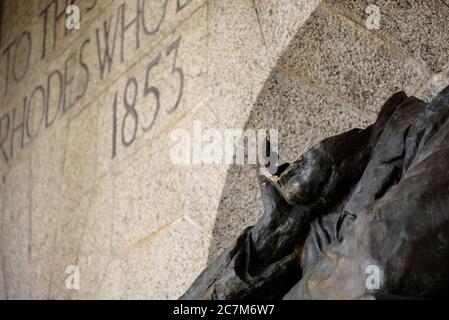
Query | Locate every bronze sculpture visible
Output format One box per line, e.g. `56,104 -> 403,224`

181,86 -> 449,300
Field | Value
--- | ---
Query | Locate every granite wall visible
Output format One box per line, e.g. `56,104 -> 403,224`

0,0 -> 448,299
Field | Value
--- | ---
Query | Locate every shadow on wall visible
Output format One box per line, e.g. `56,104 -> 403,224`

205,69 -> 345,263
205,66 -> 341,262
205,13 -> 345,262
206,3 -> 420,263
206,0 -> 449,264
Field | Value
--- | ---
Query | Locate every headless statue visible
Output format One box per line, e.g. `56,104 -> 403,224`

181,86 -> 449,300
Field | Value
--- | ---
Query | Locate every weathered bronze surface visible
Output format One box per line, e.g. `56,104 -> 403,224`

181,86 -> 449,300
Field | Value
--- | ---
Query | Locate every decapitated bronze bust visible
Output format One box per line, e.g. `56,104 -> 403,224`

181,86 -> 449,300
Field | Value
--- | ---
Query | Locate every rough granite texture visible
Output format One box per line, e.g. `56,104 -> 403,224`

0,0 -> 448,299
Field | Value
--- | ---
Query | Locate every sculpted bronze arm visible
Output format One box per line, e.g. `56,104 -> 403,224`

273,91 -> 407,208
